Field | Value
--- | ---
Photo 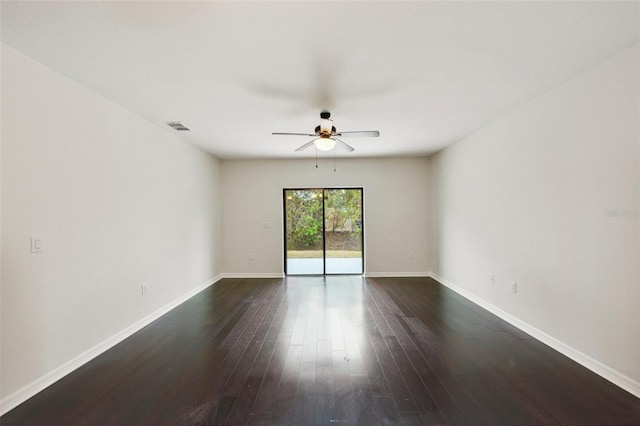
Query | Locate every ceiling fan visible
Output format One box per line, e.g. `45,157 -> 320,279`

272,111 -> 380,152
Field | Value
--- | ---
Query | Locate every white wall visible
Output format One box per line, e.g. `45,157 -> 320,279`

429,46 -> 639,392
1,45 -> 222,409
221,157 -> 430,276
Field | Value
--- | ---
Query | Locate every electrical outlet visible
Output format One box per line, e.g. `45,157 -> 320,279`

409,252 -> 415,260
511,281 -> 518,293
249,253 -> 255,261
141,283 -> 148,295
489,275 -> 495,284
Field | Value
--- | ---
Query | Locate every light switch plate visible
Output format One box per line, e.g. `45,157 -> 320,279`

31,237 -> 43,253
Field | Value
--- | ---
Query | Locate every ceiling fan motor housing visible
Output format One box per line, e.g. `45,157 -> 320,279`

319,117 -> 334,136
315,124 -> 337,135
318,111 -> 336,135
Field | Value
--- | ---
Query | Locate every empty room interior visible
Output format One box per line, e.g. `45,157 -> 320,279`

1,1 -> 639,425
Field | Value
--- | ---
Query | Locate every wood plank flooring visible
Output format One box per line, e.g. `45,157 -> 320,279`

2,276 -> 639,425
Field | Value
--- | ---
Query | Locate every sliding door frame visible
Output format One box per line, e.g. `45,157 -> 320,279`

283,187 -> 364,276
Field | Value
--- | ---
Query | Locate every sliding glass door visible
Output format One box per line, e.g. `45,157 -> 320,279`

284,189 -> 325,275
284,188 -> 363,275
324,189 -> 363,274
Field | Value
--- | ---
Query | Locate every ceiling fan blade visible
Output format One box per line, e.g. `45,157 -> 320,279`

335,130 -> 380,138
295,140 -> 317,152
334,138 -> 355,152
273,132 -> 317,137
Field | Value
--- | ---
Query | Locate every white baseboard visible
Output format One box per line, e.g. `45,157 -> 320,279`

222,272 -> 430,279
428,272 -> 640,399
0,274 -> 223,416
364,271 -> 430,278
221,272 -> 285,279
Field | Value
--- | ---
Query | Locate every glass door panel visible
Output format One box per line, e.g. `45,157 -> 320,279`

284,189 -> 324,275
324,189 -> 363,274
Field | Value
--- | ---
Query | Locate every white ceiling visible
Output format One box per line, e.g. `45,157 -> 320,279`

2,1 -> 638,159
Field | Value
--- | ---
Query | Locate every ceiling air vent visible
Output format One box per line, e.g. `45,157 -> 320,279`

165,121 -> 190,131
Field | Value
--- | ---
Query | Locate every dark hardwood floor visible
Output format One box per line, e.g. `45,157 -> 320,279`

2,276 -> 639,425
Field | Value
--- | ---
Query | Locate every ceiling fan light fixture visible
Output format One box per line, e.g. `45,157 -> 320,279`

314,137 -> 336,151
